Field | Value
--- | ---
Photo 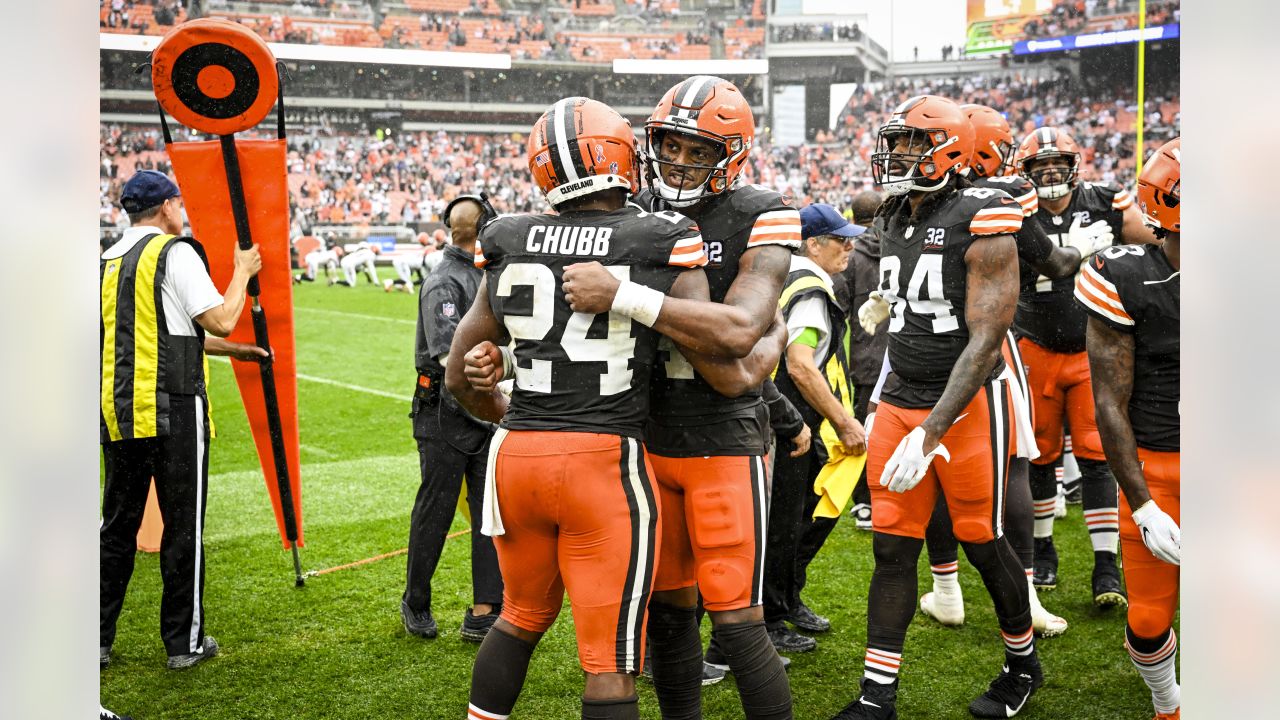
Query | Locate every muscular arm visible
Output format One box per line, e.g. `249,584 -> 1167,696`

667,269 -> 786,397
1085,316 -> 1150,509
920,234 -> 1018,449
1121,202 -> 1159,245
786,342 -> 864,452
563,245 -> 792,358
444,277 -> 510,424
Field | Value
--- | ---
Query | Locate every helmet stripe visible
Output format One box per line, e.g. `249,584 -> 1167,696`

675,75 -> 714,120
549,98 -> 581,183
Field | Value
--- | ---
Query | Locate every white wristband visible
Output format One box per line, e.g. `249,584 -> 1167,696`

499,346 -> 515,381
610,280 -> 666,328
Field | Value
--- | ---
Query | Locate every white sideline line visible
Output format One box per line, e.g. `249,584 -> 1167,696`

295,306 -> 416,326
209,356 -> 412,402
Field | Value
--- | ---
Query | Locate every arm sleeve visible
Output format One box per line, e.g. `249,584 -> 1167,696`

168,242 -> 223,319
762,378 -> 806,439
1074,258 -> 1135,331
870,348 -> 892,405
1015,214 -> 1055,268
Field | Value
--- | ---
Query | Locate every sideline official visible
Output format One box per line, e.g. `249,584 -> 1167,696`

100,171 -> 262,670
402,193 -> 503,641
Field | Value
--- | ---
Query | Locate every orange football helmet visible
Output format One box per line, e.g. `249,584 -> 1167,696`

1015,126 -> 1081,200
961,103 -> 1015,178
1137,137 -> 1180,234
528,97 -> 639,207
872,95 -> 974,196
644,75 -> 754,206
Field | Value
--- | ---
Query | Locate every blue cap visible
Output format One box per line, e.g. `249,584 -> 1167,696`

799,203 -> 866,240
120,170 -> 180,214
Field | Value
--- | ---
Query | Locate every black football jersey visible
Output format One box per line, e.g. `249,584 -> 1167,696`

878,184 -> 1024,408
971,174 -> 1054,293
1074,244 -> 1179,452
478,206 -> 706,438
1015,182 -> 1133,353
636,184 -> 803,456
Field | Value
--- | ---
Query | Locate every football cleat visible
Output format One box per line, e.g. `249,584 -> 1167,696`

1092,553 -> 1128,608
401,600 -> 438,639
789,601 -> 832,633
1032,537 -> 1059,590
968,659 -> 1043,718
166,635 -> 218,670
702,662 -> 727,686
851,502 -> 873,530
920,588 -> 965,627
767,624 -> 817,653
830,679 -> 899,719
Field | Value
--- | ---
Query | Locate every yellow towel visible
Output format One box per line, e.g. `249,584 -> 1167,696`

812,419 -> 868,519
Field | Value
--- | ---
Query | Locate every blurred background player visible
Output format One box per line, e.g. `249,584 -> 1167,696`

763,202 -> 866,653
558,75 -> 800,719
1013,126 -> 1156,606
1076,137 -> 1181,720
333,240 -> 380,287
831,95 -> 1042,719
385,231 -> 434,293
295,232 -> 341,284
912,104 -> 1115,637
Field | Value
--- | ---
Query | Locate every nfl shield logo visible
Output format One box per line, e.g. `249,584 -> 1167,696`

442,302 -> 456,317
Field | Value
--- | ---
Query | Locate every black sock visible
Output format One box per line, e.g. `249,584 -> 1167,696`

712,620 -> 793,719
961,537 -> 1035,666
863,532 -> 921,686
581,695 -> 639,720
1004,458 -> 1035,569
1029,461 -> 1058,539
646,603 -> 703,720
1078,458 -> 1120,554
468,627 -> 537,717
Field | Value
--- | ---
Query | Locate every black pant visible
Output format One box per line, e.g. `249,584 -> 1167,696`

404,434 -> 504,612
100,393 -> 209,657
763,437 -> 825,625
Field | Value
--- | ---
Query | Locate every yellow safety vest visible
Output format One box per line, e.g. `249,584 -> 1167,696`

100,233 -> 209,442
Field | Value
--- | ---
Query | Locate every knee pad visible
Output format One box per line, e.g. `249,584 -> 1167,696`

1127,603 -> 1175,641
952,519 -> 993,544
697,559 -> 748,608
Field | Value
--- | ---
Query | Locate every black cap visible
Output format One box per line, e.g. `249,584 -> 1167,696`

120,170 -> 180,214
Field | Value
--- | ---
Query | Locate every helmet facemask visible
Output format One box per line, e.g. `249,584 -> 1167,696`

643,126 -> 738,207
1022,153 -> 1079,200
872,125 -> 956,196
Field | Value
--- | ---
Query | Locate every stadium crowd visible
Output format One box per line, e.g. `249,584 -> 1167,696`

100,68 -> 1178,234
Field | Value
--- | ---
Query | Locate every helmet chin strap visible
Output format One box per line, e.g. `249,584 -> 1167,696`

884,164 -> 951,196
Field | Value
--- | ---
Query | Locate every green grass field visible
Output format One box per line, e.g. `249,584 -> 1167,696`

101,277 -> 1166,719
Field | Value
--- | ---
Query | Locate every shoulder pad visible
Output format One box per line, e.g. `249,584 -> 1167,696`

729,183 -> 794,219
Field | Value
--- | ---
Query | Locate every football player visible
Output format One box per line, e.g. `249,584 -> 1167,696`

558,75 -> 800,719
447,97 -> 784,720
1076,138 -> 1181,720
910,104 -> 1114,637
333,240 -> 380,287
295,233 -> 342,284
831,95 -> 1043,719
1014,126 -> 1156,604
385,231 -> 434,293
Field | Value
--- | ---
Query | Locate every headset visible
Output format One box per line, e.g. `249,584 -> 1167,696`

442,191 -> 498,237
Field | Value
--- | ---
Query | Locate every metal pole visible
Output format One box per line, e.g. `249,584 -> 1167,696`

218,134 -> 305,587
1136,0 -> 1147,175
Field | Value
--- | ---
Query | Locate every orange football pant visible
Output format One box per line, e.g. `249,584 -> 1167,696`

1018,337 -> 1105,464
1119,449 -> 1180,639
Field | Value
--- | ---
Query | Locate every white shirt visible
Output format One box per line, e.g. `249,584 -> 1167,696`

784,255 -> 835,362
102,226 -> 223,337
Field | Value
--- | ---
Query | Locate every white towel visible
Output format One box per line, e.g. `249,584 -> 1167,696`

1000,364 -> 1040,462
480,427 -> 510,537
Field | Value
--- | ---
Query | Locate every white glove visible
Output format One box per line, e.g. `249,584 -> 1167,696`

858,291 -> 891,335
1065,215 -> 1114,261
1131,500 -> 1181,566
879,427 -> 950,493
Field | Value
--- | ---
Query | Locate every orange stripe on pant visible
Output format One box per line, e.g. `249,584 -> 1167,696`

868,381 -> 1014,542
1017,337 -> 1105,464
492,430 -> 660,675
1119,448 -> 1180,640
649,454 -> 766,612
